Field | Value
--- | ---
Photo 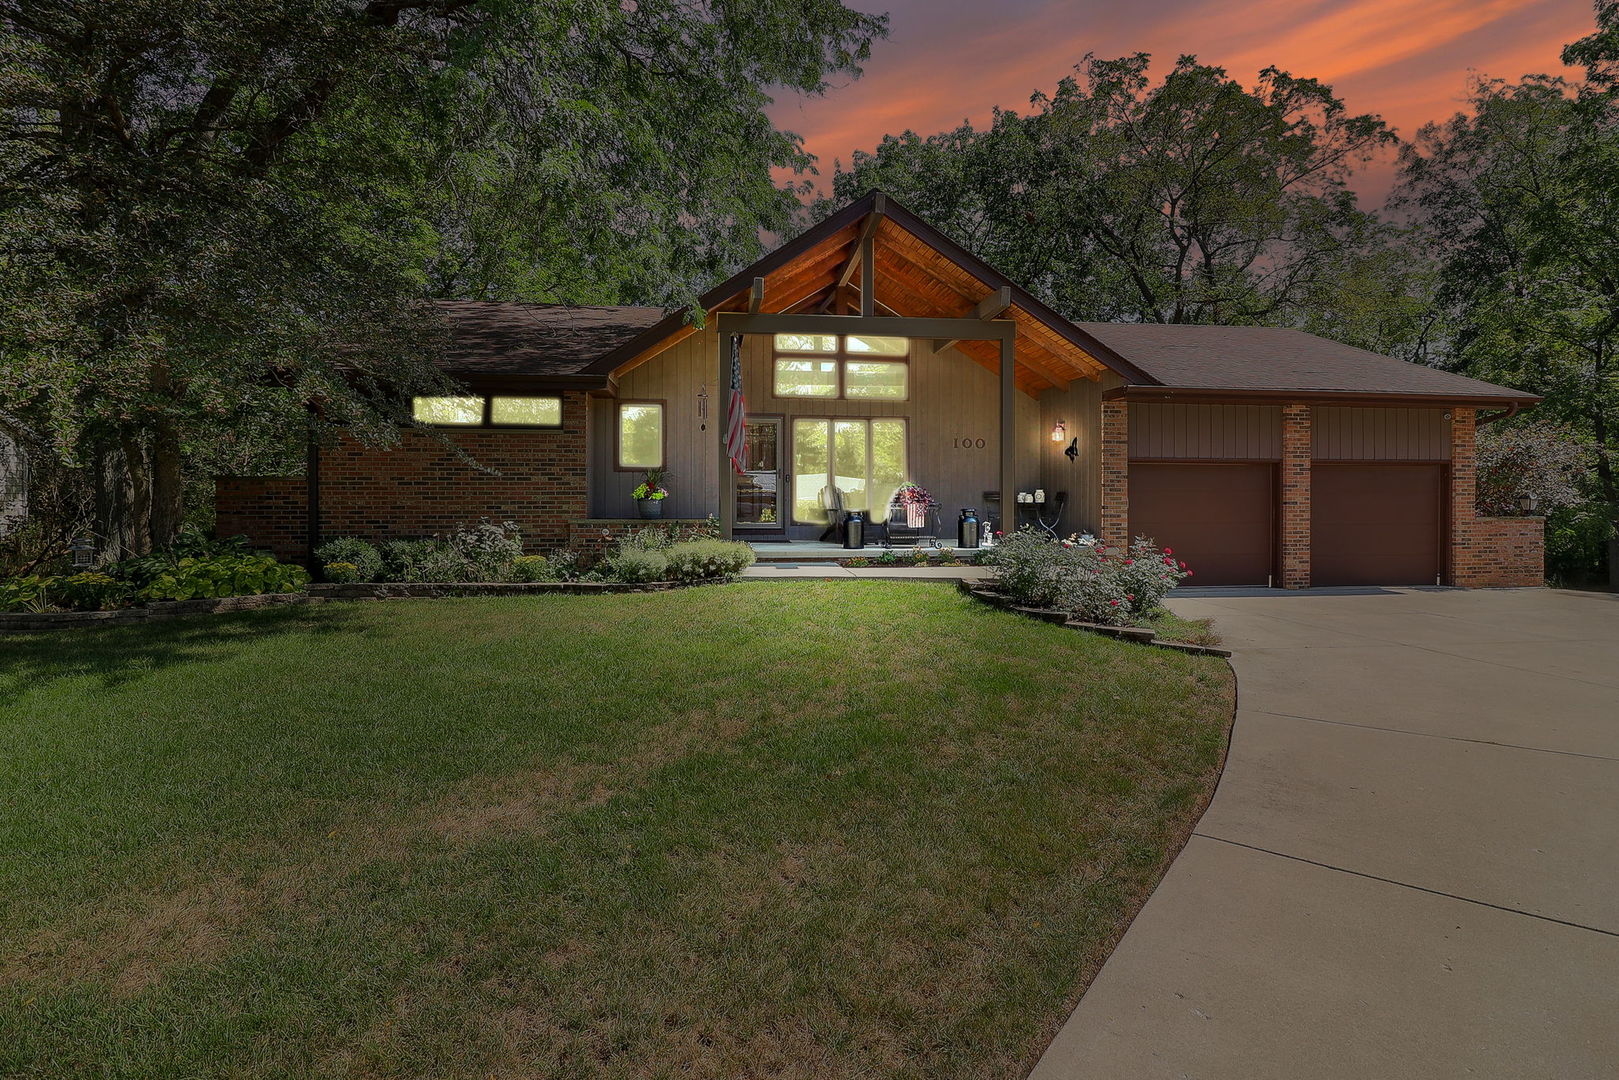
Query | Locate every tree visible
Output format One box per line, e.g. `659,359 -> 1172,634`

818,53 -> 1398,328
1394,5 -> 1619,573
0,1 -> 886,555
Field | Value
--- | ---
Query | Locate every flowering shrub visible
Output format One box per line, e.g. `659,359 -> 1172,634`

446,519 -> 523,580
983,528 -> 1189,625
323,561 -> 360,584
1475,422 -> 1590,517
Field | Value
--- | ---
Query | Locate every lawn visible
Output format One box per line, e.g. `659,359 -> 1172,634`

0,581 -> 1233,1079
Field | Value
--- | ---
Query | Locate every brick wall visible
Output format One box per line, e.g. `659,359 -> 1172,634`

1450,409 -> 1544,586
215,390 -> 590,560
215,476 -> 307,563
1280,404 -> 1312,589
1099,399 -> 1129,546
1457,516 -> 1546,587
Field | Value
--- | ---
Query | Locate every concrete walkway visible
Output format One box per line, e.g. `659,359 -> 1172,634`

740,563 -> 990,581
1030,587 -> 1619,1080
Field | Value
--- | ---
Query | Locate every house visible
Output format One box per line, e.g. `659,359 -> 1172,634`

216,191 -> 1543,588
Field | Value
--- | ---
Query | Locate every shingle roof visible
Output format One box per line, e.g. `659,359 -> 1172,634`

1076,323 -> 1534,402
434,300 -> 667,377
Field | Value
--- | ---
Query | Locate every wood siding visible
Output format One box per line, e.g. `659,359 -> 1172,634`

1312,407 -> 1449,461
590,328 -> 1068,536
1038,374 -> 1108,537
1129,404 -> 1282,461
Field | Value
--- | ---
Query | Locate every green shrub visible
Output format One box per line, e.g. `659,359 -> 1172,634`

315,537 -> 383,581
606,548 -> 669,583
54,572 -> 133,611
0,572 -> 135,613
663,539 -> 755,582
380,539 -> 470,583
139,554 -> 310,601
323,561 -> 360,584
447,520 -> 523,580
0,575 -> 56,613
509,554 -> 554,583
982,529 -> 1188,626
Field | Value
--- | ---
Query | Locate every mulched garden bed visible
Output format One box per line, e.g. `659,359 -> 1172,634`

958,581 -> 1231,657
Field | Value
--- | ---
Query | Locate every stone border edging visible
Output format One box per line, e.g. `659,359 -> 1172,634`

956,581 -> 1232,657
0,591 -> 312,633
307,580 -> 682,599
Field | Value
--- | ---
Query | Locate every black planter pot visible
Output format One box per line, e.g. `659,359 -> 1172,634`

637,499 -> 665,520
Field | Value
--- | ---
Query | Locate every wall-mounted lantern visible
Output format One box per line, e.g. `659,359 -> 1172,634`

1050,419 -> 1067,442
1518,494 -> 1541,515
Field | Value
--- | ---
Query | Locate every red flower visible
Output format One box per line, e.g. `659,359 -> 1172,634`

1186,569 -> 1194,576
1124,558 -> 1134,565
1109,599 -> 1120,606
1178,560 -> 1187,569
1164,547 -> 1173,555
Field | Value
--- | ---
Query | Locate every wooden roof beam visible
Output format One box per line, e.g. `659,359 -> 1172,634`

931,287 -> 1013,355
748,277 -> 765,314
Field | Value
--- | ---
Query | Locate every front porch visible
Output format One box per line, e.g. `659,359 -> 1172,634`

745,538 -> 984,563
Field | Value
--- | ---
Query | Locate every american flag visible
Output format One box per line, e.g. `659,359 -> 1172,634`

725,333 -> 747,475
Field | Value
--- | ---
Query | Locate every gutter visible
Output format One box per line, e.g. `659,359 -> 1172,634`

1104,385 -> 1542,410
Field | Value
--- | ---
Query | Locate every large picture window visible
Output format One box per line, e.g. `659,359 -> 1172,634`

773,334 -> 909,400
792,417 -> 907,524
617,402 -> 664,469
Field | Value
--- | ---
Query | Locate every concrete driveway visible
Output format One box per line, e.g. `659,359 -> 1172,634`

1030,587 -> 1619,1080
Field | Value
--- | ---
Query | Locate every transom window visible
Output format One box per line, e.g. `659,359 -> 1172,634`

773,334 -> 908,400
412,395 -> 562,428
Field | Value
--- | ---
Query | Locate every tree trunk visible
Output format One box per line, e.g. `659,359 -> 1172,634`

148,417 -> 185,550
94,435 -> 150,559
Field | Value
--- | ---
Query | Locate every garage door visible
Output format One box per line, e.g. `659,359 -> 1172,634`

1129,463 -> 1275,586
1312,464 -> 1443,586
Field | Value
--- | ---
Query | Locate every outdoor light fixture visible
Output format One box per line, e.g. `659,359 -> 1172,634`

1050,419 -> 1067,442
1519,494 -> 1541,515
70,536 -> 94,568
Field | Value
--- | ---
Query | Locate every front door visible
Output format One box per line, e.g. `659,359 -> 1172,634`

734,417 -> 786,533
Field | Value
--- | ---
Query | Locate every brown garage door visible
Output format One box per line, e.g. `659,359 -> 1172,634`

1129,463 -> 1275,586
1312,464 -> 1443,586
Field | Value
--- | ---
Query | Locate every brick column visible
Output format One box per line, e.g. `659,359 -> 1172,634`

1449,408 -> 1478,585
1100,399 -> 1129,547
1279,404 -> 1311,589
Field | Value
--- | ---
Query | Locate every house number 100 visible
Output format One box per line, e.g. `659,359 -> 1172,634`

953,437 -> 987,449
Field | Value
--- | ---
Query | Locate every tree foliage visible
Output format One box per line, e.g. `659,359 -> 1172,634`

0,0 -> 886,553
818,53 -> 1399,330
1394,4 -> 1619,574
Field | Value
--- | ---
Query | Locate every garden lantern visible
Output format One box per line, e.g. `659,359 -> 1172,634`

70,536 -> 94,568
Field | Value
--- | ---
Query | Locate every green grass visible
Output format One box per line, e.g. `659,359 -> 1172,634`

0,581 -> 1233,1079
1141,608 -> 1224,647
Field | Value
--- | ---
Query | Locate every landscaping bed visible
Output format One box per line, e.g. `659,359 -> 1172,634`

0,581 -> 1234,1080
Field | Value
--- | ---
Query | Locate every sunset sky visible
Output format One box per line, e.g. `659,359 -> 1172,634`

770,0 -> 1597,205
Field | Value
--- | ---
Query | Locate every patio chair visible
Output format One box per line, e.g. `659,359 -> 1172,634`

817,484 -> 846,542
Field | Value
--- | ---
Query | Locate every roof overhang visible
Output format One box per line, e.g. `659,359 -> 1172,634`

1105,385 -> 1543,409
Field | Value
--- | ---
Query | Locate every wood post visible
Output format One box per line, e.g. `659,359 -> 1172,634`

1000,332 -> 1015,534
718,332 -> 735,537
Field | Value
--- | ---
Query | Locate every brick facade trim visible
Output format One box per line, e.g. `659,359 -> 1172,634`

1280,404 -> 1312,589
1100,399 -> 1129,547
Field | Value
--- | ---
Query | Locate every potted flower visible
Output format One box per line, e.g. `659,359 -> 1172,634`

633,469 -> 669,519
893,481 -> 935,529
